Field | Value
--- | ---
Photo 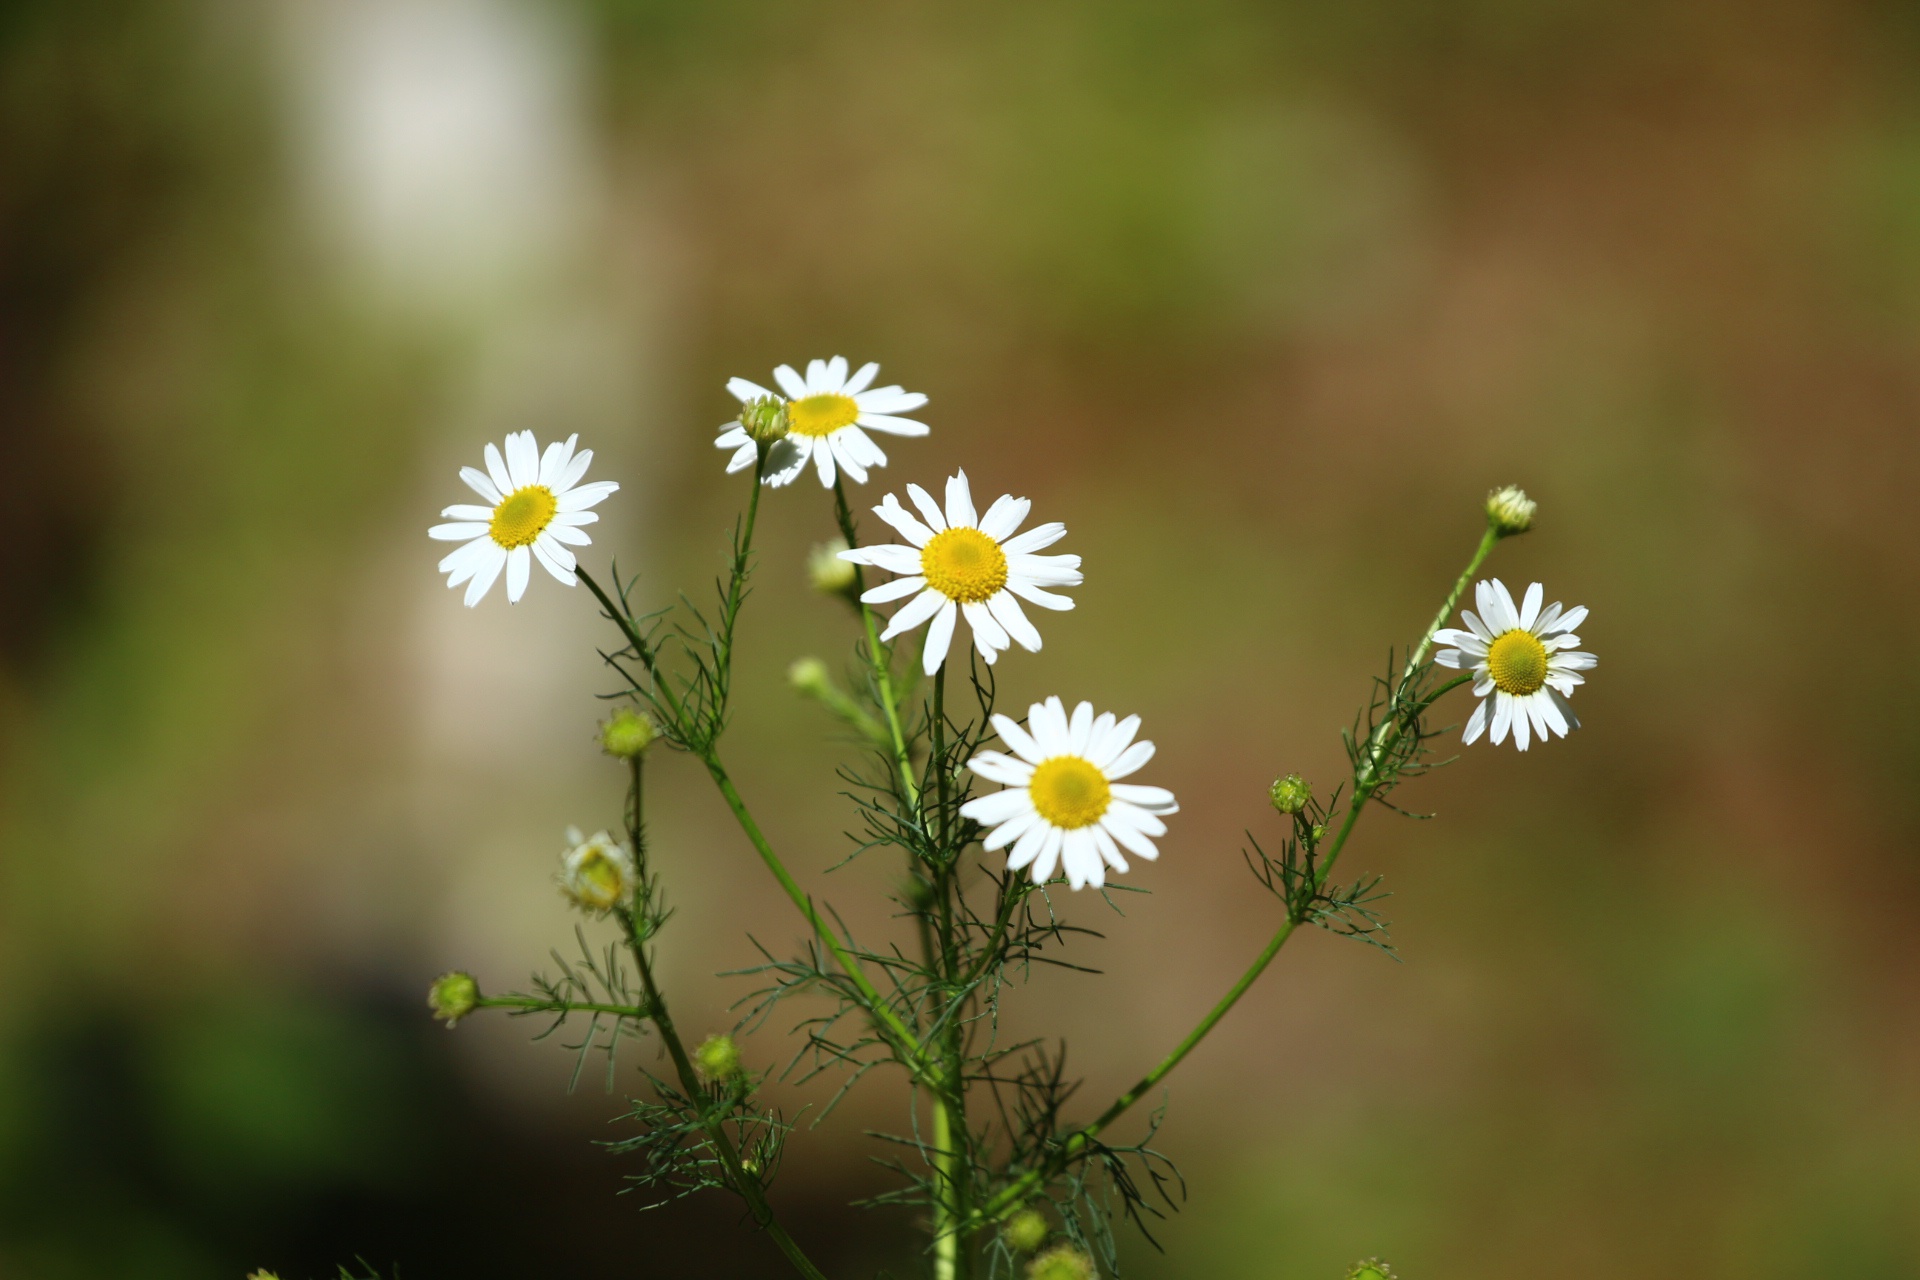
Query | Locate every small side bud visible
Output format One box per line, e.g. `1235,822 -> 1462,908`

1347,1261 -> 1397,1280
247,1272 -> 282,1280
1485,484 -> 1535,537
599,706 -> 657,760
1028,1244 -> 1096,1280
559,830 -> 635,914
1310,823 -> 1328,843
808,537 -> 859,597
694,1033 -> 743,1083
738,395 -> 790,444
428,971 -> 479,1027
1268,773 -> 1311,815
789,656 -> 832,696
1003,1208 -> 1049,1253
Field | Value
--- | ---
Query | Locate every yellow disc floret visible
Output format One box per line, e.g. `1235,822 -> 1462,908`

1486,629 -> 1549,695
786,393 -> 861,437
921,527 -> 1008,603
1028,756 -> 1111,830
490,485 -> 558,549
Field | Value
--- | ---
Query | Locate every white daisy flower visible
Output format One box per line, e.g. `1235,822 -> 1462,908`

959,697 -> 1179,891
1434,578 -> 1596,751
839,470 -> 1081,675
429,430 -> 618,607
713,355 -> 928,488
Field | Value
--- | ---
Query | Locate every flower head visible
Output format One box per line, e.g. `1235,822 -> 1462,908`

1347,1261 -> 1397,1280
1485,484 -> 1536,536
599,707 -> 657,760
841,471 -> 1081,675
960,697 -> 1178,891
558,828 -> 635,913
428,971 -> 479,1026
430,431 -> 618,606
1434,578 -> 1595,751
694,1033 -> 743,1083
1269,773 -> 1312,815
1027,1244 -> 1096,1280
714,356 -> 927,488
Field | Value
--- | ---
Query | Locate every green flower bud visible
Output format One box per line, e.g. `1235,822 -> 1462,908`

428,971 -> 479,1027
1268,773 -> 1311,815
1003,1208 -> 1049,1253
788,656 -> 832,696
1027,1244 -> 1096,1280
694,1033 -> 743,1083
808,537 -> 859,596
738,395 -> 790,444
559,828 -> 635,914
599,706 -> 657,760
1485,484 -> 1535,537
1310,823 -> 1328,843
247,1272 -> 282,1280
1347,1260 -> 1397,1280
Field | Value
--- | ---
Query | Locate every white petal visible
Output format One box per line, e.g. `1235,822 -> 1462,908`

1462,697 -> 1489,745
1102,801 -> 1166,843
844,544 -> 924,576
539,434 -> 577,487
1536,690 -> 1569,737
1554,651 -> 1598,671
558,480 -> 619,511
1008,553 -> 1082,586
1007,580 -> 1076,611
463,545 -> 506,606
1068,701 -> 1095,755
1091,825 -> 1129,874
1001,522 -> 1066,555
726,442 -> 757,473
879,588 -> 949,639
1548,688 -> 1582,732
1084,712 -> 1117,758
1105,740 -> 1156,780
843,361 -> 879,396
483,443 -> 513,497
1101,810 -> 1160,859
945,471 -> 977,528
1029,827 -> 1066,884
823,355 -> 848,390
989,714 -> 1045,764
963,600 -> 1010,657
827,433 -> 869,485
1546,604 -> 1588,635
855,412 -> 930,437
773,365 -> 808,399
1030,697 -> 1070,756
874,493 -> 936,546
1519,582 -> 1543,630
1460,609 -> 1493,642
441,503 -> 494,521
551,510 -> 598,527
982,808 -> 1042,853
505,545 -> 533,603
960,787 -> 1034,826
854,389 -> 928,414
439,536 -> 496,581
1434,648 -> 1467,669
1491,580 -> 1522,633
811,438 -> 838,487
987,592 -> 1043,652
922,600 -> 958,674
1110,783 -> 1177,812
547,522 -> 592,546
460,466 -> 502,504
1089,715 -> 1141,769
1063,829 -> 1102,890
727,376 -> 776,402
1007,819 -> 1052,872
906,483 -> 948,532
861,575 -> 926,603
532,538 -> 577,585
978,494 -> 1029,542
1512,696 -> 1532,750
1490,694 -> 1514,746
429,522 -> 489,541
505,432 -> 540,488
967,751 -> 1036,786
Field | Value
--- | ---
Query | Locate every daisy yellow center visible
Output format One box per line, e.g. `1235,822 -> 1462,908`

920,527 -> 1008,603
1028,756 -> 1111,830
490,485 -> 558,549
787,393 -> 860,437
1486,629 -> 1548,695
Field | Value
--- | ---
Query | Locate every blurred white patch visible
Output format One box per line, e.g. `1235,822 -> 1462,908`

280,0 -> 597,315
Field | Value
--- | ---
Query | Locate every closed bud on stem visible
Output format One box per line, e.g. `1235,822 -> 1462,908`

808,537 -> 859,597
1028,1244 -> 1096,1280
1347,1260 -> 1397,1280
247,1272 -> 282,1280
1485,484 -> 1535,537
789,656 -> 832,697
428,971 -> 478,1027
694,1033 -> 743,1083
1003,1208 -> 1049,1253
1269,773 -> 1312,815
599,706 -> 657,759
738,395 -> 789,444
559,827 -> 635,914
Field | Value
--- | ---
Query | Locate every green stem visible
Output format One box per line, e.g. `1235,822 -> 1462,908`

974,522 -> 1502,1225
927,669 -> 969,1280
473,994 -> 649,1019
833,477 -> 919,807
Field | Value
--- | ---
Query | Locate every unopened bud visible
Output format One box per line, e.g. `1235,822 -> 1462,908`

788,656 -> 832,696
808,537 -> 859,596
559,828 -> 635,914
694,1033 -> 743,1083
1485,485 -> 1535,537
1004,1208 -> 1049,1253
1028,1244 -> 1096,1280
247,1272 -> 282,1280
428,971 -> 479,1027
1346,1262 -> 1397,1280
600,706 -> 657,759
738,395 -> 789,444
1268,773 -> 1311,815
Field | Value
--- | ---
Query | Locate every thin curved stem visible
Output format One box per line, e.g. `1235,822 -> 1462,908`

833,477 -> 919,807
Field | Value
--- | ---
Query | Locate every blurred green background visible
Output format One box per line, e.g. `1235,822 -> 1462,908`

3,0 -> 1917,1276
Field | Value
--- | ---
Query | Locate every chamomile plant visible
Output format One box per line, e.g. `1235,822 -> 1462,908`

418,365 -> 1594,1280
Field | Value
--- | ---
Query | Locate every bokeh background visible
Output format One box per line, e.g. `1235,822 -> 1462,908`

4,0 -> 1918,1276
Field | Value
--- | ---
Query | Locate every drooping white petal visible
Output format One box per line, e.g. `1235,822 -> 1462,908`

1007,820 -> 1051,872
1490,693 -> 1514,746
983,808 -> 1042,852
463,544 -> 507,606
439,536 -> 496,581
505,545 -> 533,603
962,600 -> 1009,658
922,600 -> 958,674
1101,811 -> 1160,859
1006,580 -> 1075,611
1091,825 -> 1128,873
1461,697 -> 1489,745
878,587 -> 949,640
987,592 -> 1043,652
532,538 -> 577,585
1029,828 -> 1066,884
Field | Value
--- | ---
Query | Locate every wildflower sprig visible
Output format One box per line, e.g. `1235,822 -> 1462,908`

422,358 -> 1596,1280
